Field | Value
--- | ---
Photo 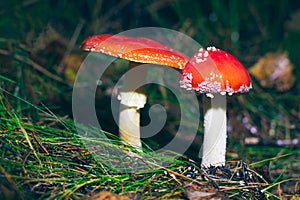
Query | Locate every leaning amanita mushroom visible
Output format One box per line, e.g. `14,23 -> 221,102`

81,34 -> 189,148
180,46 -> 251,167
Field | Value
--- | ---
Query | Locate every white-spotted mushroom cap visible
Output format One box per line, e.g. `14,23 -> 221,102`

180,46 -> 251,97
81,34 -> 189,69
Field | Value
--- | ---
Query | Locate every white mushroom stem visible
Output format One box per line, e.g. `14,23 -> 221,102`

201,93 -> 227,167
118,62 -> 147,148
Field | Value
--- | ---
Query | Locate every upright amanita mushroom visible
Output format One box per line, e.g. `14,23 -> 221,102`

81,34 -> 189,148
180,46 -> 251,167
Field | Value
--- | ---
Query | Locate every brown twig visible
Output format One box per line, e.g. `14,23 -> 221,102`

120,149 -> 206,186
31,131 -> 49,155
14,54 -> 66,84
57,21 -> 84,73
0,46 -> 65,84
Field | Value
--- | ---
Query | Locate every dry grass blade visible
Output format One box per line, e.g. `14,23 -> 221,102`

15,116 -> 43,167
13,54 -> 66,84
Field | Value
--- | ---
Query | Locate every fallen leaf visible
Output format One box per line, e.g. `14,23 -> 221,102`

87,191 -> 131,200
184,182 -> 225,200
249,52 -> 295,91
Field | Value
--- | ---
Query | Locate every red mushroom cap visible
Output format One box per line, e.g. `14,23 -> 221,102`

180,46 -> 251,95
81,34 -> 189,69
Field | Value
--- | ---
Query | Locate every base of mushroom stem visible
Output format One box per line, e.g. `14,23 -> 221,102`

179,160 -> 268,186
119,105 -> 143,148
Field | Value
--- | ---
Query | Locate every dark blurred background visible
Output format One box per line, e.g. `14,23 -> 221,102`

0,0 -> 299,158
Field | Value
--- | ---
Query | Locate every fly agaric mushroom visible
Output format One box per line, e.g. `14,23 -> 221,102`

180,46 -> 251,167
81,34 -> 189,148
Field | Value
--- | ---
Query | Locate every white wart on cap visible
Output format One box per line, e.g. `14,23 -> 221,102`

180,46 -> 251,97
